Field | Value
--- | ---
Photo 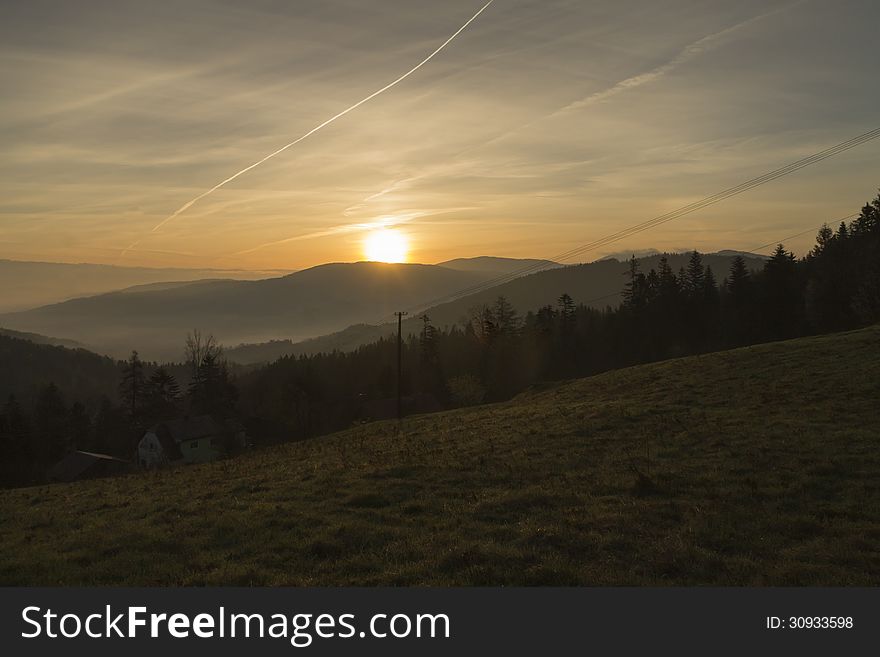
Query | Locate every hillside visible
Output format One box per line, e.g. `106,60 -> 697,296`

0,262 -> 493,360
0,327 -> 85,350
1,325 -> 878,586
227,251 -> 766,363
0,259 -> 287,314
0,334 -> 121,407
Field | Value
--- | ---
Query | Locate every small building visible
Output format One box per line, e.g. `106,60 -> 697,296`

137,415 -> 245,468
49,451 -> 131,483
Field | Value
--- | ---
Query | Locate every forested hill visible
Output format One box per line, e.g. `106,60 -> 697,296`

0,334 -> 121,407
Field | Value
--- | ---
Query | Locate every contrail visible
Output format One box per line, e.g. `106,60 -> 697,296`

121,0 -> 496,257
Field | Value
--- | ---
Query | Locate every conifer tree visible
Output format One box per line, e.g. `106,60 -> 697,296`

119,350 -> 145,418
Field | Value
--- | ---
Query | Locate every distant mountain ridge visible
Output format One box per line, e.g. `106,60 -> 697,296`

0,258 -> 291,313
225,251 -> 767,363
437,256 -> 560,275
3,253 -> 767,363
0,262 -> 500,360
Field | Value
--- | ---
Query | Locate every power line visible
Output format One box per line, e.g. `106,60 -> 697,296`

746,213 -> 858,253
379,127 -> 880,321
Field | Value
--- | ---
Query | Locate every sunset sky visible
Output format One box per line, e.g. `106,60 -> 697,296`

1,0 -> 878,270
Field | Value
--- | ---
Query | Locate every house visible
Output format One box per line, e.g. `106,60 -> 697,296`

137,415 -> 246,468
49,451 -> 131,483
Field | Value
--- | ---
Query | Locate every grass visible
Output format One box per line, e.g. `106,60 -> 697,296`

1,326 -> 879,585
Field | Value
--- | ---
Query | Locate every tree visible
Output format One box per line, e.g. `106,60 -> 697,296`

188,352 -> 238,416
657,255 -> 679,302
723,255 -> 754,346
0,395 -> 31,487
726,256 -> 751,300
557,294 -> 576,332
119,350 -> 145,418
144,367 -> 181,422
147,367 -> 181,404
185,330 -> 222,379
535,305 -> 557,337
621,256 -> 649,312
811,224 -> 834,257
68,402 -> 92,451
493,296 -> 520,335
33,383 -> 68,463
93,396 -> 130,456
682,250 -> 705,299
418,314 -> 446,399
761,244 -> 802,340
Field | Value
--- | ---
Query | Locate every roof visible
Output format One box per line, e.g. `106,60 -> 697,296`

49,451 -> 129,483
76,451 -> 128,462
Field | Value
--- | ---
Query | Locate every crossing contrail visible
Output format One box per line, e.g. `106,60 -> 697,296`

121,0 -> 496,257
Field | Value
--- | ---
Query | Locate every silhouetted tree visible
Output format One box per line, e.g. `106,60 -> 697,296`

761,244 -> 802,340
119,350 -> 145,418
189,352 -> 238,417
33,383 -> 68,463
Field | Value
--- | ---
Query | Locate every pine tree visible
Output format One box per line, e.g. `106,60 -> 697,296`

189,352 -> 238,416
119,350 -> 145,418
68,402 -> 92,451
419,314 -> 439,364
493,296 -> 520,335
33,383 -> 68,463
811,224 -> 834,257
147,367 -> 181,404
93,397 -> 126,455
0,395 -> 31,485
621,256 -> 649,312
683,250 -> 705,299
726,256 -> 751,300
557,293 -> 576,326
657,255 -> 679,301
761,244 -> 802,339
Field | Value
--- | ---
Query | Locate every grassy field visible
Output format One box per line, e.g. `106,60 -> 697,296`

1,326 -> 879,585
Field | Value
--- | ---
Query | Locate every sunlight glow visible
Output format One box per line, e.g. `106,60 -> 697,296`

364,228 -> 409,263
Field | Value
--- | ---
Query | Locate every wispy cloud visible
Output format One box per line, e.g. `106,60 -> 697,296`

554,2 -> 804,116
124,0 -> 497,256
2,0 -> 877,268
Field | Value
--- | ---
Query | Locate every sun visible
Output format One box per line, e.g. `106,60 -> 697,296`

363,228 -> 409,263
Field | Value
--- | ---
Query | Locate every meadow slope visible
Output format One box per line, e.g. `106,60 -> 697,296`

1,326 -> 878,585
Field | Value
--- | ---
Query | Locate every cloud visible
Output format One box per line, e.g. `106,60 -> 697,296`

555,2 -> 804,116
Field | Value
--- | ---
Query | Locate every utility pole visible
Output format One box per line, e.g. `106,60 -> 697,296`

395,311 -> 408,421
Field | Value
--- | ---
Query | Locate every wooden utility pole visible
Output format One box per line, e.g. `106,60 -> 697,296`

395,311 -> 408,421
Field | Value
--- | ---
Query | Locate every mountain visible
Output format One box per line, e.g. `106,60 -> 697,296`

226,252 -> 767,363
437,256 -> 560,275
3,325 -> 876,585
0,262 -> 496,361
714,250 -> 769,259
0,259 -> 290,313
